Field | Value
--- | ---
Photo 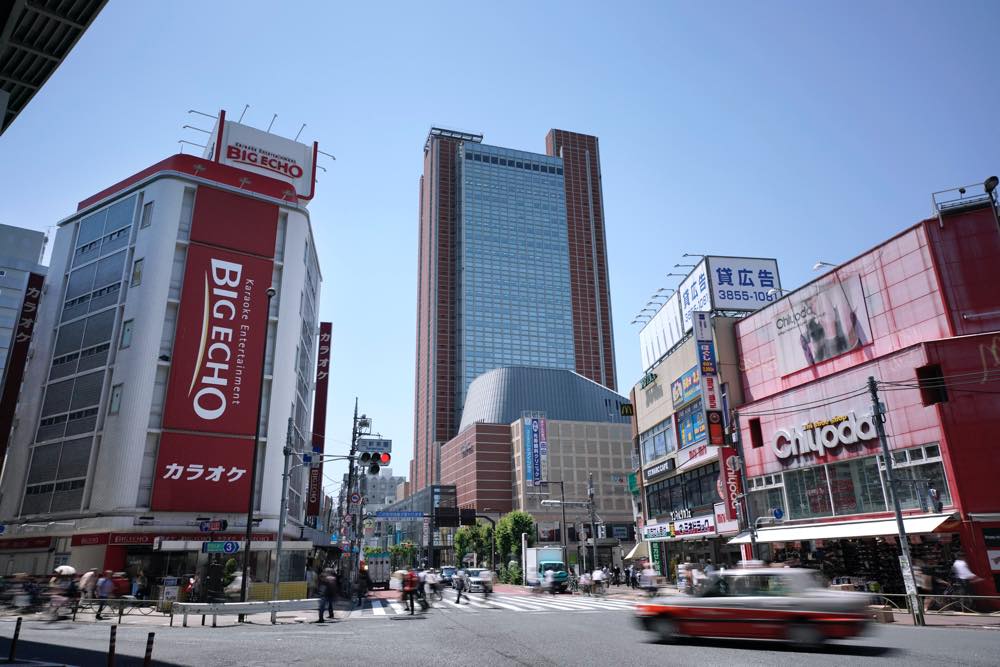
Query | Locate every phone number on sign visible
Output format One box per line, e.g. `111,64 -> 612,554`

716,289 -> 777,302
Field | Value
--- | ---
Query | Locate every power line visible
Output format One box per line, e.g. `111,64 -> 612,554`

736,387 -> 870,417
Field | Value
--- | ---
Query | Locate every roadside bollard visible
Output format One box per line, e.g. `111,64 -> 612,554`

143,632 -> 155,666
108,624 -> 117,667
9,616 -> 22,662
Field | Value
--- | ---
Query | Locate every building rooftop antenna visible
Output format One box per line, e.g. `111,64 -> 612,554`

266,113 -> 278,133
238,104 -> 250,123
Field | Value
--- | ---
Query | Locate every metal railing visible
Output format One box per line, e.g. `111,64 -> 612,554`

871,592 -> 1000,617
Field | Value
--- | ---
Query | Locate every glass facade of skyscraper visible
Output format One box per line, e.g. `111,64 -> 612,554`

456,143 -> 575,407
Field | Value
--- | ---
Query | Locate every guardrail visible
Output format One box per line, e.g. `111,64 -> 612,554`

171,598 -> 319,627
870,593 -> 1000,618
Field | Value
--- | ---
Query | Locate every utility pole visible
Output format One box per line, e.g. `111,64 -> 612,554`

588,473 -> 598,572
344,398 -> 360,591
270,417 -> 294,624
868,376 -> 925,627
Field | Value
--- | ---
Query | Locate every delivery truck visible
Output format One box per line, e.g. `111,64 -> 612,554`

525,546 -> 569,592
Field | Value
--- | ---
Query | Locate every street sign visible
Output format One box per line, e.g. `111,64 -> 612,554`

345,514 -> 354,524
329,533 -> 339,543
374,511 -> 425,521
349,492 -> 361,504
773,507 -> 784,520
303,454 -> 312,463
0,525 -> 6,535
356,438 -> 392,454
202,541 -> 241,554
198,520 -> 228,533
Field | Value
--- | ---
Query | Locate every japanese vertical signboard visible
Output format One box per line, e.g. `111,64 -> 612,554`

152,187 -> 279,512
0,272 -> 44,460
306,322 -> 332,518
524,417 -> 547,486
538,418 -> 548,485
716,446 -> 743,525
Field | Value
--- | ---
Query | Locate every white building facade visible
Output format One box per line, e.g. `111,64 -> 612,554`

0,117 -> 325,583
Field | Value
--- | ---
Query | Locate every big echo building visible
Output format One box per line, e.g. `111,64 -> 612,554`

0,112 -> 331,598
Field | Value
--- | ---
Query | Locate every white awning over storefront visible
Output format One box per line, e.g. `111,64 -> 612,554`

624,541 -> 649,560
728,513 -> 956,545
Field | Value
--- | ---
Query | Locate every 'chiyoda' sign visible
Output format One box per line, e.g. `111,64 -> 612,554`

772,410 -> 877,460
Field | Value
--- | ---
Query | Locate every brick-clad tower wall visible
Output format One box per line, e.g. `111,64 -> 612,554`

413,135 -> 460,492
546,129 -> 617,390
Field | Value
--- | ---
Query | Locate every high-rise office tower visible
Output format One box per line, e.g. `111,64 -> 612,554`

412,128 -> 615,492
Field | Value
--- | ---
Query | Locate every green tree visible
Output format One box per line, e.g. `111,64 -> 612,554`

453,526 -> 474,565
496,511 -> 535,564
388,542 -> 415,570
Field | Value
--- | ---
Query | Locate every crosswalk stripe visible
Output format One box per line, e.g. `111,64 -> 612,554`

371,600 -> 386,616
440,598 -> 475,611
493,596 -> 556,611
553,597 -> 633,611
483,597 -> 547,612
349,603 -> 366,618
387,601 -> 406,614
502,596 -> 582,611
526,596 -> 628,612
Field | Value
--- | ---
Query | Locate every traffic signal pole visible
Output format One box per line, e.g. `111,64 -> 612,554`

588,473 -> 598,572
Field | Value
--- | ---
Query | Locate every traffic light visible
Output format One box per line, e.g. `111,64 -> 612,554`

360,451 -> 391,474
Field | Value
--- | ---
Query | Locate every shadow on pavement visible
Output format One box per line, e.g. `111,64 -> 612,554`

644,636 -> 898,657
0,636 -> 186,666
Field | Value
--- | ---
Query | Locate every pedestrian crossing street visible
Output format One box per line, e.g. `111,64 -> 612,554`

347,595 -> 635,619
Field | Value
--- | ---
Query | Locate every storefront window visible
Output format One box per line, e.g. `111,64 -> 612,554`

645,462 -> 720,518
827,456 -> 886,515
749,487 -> 785,520
640,417 -> 676,464
784,465 -> 832,519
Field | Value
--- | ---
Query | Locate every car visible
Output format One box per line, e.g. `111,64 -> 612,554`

439,566 -> 456,587
223,574 -> 252,601
464,568 -> 494,593
635,567 -> 870,647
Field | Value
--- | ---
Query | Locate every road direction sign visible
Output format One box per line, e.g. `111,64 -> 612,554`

374,511 -> 425,521
202,541 -> 241,554
356,438 -> 392,454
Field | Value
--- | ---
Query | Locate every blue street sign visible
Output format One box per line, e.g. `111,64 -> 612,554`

303,454 -> 313,463
0,524 -> 6,535
329,533 -> 339,543
374,511 -> 425,520
773,507 -> 784,520
202,541 -> 241,554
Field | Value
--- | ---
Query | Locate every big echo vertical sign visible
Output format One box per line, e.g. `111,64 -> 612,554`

306,322 -> 332,518
151,187 -> 279,512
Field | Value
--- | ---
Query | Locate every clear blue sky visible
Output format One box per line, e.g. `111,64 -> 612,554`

2,1 -> 998,496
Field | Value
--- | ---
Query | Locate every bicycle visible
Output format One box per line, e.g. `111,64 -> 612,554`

935,579 -> 977,614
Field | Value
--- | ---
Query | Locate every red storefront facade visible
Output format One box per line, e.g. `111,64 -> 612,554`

734,199 -> 1000,595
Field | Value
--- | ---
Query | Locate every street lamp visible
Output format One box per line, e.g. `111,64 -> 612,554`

536,481 -> 568,550
239,285 -> 276,618
812,261 -> 837,271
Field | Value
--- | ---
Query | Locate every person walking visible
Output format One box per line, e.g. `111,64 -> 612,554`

95,571 -> 114,620
318,569 -> 337,623
454,569 -> 467,604
480,568 -> 493,600
79,568 -> 98,601
403,569 -> 420,614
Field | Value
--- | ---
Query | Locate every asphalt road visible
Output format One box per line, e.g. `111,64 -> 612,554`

2,598 -> 999,666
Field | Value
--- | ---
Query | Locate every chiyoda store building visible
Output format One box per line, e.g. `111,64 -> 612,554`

732,196 -> 1000,596
0,111 -> 328,590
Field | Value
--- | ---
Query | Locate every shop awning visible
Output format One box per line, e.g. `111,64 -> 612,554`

624,541 -> 649,560
728,513 -> 956,545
